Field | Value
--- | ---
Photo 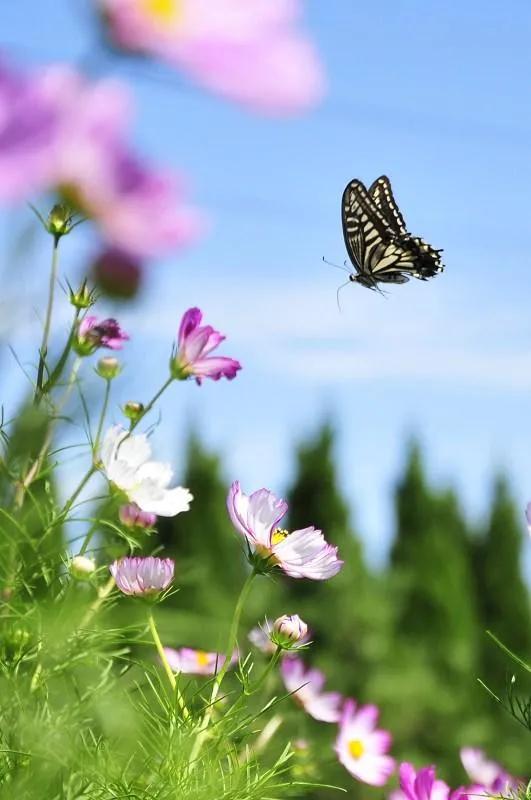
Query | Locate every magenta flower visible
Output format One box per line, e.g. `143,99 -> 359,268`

227,482 -> 342,579
98,0 -> 325,115
281,656 -> 342,722
110,556 -> 174,596
390,764 -> 463,800
119,503 -> 157,529
92,246 -> 143,300
74,315 -> 129,355
460,748 -> 519,795
163,646 -> 236,675
335,699 -> 395,786
171,307 -> 241,384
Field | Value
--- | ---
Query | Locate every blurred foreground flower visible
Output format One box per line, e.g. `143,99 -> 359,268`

460,748 -> 519,794
70,554 -> 97,580
110,555 -> 174,595
525,502 -> 531,536
390,763 -> 464,800
0,59 -> 200,257
163,646 -> 236,675
92,247 -> 143,299
98,0 -> 325,115
281,656 -> 342,722
101,425 -> 193,516
74,315 -> 129,355
227,482 -> 342,579
171,307 -> 241,383
335,700 -> 395,786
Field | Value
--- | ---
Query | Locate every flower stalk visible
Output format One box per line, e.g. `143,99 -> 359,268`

148,611 -> 189,720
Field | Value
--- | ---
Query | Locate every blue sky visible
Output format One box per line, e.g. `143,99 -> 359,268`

2,0 -> 531,570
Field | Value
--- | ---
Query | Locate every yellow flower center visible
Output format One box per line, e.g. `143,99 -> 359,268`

140,0 -> 181,24
348,740 -> 365,759
195,651 -> 210,667
272,528 -> 289,545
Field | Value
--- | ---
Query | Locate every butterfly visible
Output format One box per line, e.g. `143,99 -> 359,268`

340,175 -> 444,292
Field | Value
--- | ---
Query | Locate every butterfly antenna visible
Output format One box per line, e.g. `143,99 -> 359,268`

322,256 -> 352,274
336,280 -> 350,312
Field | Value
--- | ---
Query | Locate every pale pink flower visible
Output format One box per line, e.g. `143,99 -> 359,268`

335,699 -> 395,786
163,646 -> 236,675
110,555 -> 174,595
281,656 -> 342,722
119,503 -> 157,529
460,748 -> 519,795
74,315 -> 129,355
227,482 -> 342,580
98,0 -> 325,115
171,307 -> 241,383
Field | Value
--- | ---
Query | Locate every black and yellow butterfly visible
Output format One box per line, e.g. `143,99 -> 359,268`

341,176 -> 444,291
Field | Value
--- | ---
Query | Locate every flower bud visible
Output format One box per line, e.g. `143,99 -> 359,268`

70,555 -> 97,580
96,356 -> 122,380
47,203 -> 74,238
92,247 -> 143,301
69,279 -> 97,310
272,614 -> 308,649
122,401 -> 144,422
119,503 -> 156,530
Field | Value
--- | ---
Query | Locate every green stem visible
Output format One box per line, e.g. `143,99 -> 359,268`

245,646 -> 282,695
148,611 -> 189,720
41,308 -> 80,396
130,375 -> 174,433
35,235 -> 60,402
93,378 -> 111,456
189,570 -> 256,764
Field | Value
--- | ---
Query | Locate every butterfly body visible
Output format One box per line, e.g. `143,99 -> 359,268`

341,176 -> 443,290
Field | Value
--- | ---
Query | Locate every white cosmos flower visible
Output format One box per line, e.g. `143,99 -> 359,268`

100,425 -> 193,517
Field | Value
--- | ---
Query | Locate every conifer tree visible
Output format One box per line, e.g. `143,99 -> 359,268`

474,475 -> 531,687
157,433 -> 247,619
282,422 -> 381,694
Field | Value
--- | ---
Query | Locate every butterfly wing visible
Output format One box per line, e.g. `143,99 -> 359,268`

341,179 -> 420,283
369,175 -> 408,236
370,175 -> 444,280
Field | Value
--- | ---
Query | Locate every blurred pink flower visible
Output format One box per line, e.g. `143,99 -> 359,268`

119,502 -> 157,529
335,699 -> 395,786
171,307 -> 241,383
227,482 -> 343,579
390,764 -> 457,800
0,59 -> 200,258
92,247 -> 143,299
74,315 -> 129,354
98,0 -> 325,114
281,656 -> 342,722
163,646 -> 236,675
110,555 -> 174,595
460,748 -> 519,795
0,61 -> 73,201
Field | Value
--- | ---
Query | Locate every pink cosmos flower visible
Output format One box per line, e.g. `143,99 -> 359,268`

335,700 -> 395,786
119,503 -> 157,529
92,247 -> 143,299
163,646 -> 237,675
390,763 -> 465,800
74,315 -> 129,355
0,61 -> 73,201
171,307 -> 241,384
460,748 -> 519,795
281,656 -> 342,722
110,555 -> 174,595
98,0 -> 325,115
227,482 -> 343,580
0,60 -> 200,258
